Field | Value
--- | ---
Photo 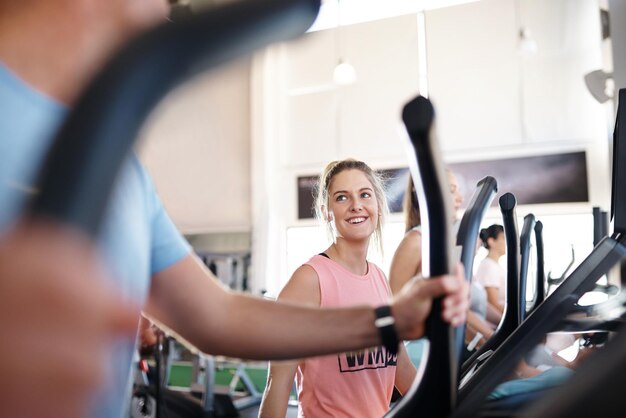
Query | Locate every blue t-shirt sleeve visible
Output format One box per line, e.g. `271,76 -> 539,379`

139,162 -> 191,274
150,198 -> 192,273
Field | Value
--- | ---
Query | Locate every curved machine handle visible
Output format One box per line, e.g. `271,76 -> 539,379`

456,176 -> 498,281
500,192 -> 521,329
453,176 -> 498,378
26,0 -> 321,238
519,214 -> 536,322
460,192 -> 520,381
385,96 -> 457,418
529,220 -> 546,312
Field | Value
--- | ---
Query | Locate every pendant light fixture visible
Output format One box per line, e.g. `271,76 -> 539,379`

333,0 -> 356,85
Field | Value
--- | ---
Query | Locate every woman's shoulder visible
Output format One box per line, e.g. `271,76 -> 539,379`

278,263 -> 321,305
396,229 -> 422,255
403,228 -> 422,244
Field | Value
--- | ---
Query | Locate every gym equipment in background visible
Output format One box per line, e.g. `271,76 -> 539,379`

527,221 -> 546,314
461,193 -> 521,378
521,86 -> 626,418
519,214 -> 537,322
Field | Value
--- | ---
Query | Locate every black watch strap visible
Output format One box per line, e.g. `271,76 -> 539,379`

374,305 -> 399,355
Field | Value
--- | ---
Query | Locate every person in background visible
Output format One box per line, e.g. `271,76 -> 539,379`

390,174 -> 582,403
390,169 -> 464,294
0,2 -> 469,418
389,172 -> 498,364
448,169 -> 465,228
260,159 -> 463,418
475,224 -> 507,316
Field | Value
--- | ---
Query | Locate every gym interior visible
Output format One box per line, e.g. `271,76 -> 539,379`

125,1 -> 626,416
137,0 -> 626,416
4,0 -> 626,417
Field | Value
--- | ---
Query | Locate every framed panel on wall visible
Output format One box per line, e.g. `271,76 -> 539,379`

449,151 -> 589,206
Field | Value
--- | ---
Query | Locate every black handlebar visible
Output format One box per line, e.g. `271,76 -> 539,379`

519,214 -> 536,322
528,220 -> 545,313
500,193 -> 521,328
385,95 -> 457,418
461,192 -> 520,378
456,176 -> 498,281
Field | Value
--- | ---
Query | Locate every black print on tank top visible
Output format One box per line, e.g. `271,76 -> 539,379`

337,346 -> 397,372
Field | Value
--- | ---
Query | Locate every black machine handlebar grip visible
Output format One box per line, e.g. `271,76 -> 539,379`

26,0 -> 321,238
501,193 -> 521,328
461,192 -> 520,377
453,176 -> 498,379
456,176 -> 498,281
385,95 -> 457,418
519,214 -> 536,322
529,220 -> 545,313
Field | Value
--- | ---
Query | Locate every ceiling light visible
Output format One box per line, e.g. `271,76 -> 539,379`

333,60 -> 357,85
332,0 -> 356,86
518,27 -> 538,55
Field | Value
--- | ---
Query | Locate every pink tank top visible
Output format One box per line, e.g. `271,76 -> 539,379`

296,255 -> 397,418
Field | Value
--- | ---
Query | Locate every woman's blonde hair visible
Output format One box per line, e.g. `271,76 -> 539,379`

314,158 -> 389,255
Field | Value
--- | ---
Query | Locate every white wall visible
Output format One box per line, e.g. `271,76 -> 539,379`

426,0 -> 523,150
138,57 -> 252,235
426,0 -> 608,151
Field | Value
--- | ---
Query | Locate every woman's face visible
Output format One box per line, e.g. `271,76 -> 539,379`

326,169 -> 379,242
491,231 -> 506,256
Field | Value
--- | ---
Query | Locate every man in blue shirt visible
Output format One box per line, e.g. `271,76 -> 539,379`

0,1 -> 469,418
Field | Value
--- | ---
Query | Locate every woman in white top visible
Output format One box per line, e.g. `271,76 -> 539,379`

475,224 -> 506,316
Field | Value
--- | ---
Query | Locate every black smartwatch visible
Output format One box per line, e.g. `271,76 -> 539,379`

374,305 -> 399,355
